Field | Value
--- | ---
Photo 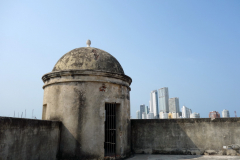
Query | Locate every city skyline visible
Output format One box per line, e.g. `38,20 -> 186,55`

136,86 -> 233,119
135,85 -> 238,118
136,87 -> 199,119
136,103 -> 233,119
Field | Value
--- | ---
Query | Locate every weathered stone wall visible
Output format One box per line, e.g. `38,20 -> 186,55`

0,117 -> 61,160
131,118 -> 240,155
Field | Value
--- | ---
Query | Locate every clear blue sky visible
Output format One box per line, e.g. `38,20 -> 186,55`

1,1 -> 240,119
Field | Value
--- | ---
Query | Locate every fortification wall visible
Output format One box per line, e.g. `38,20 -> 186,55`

131,118 -> 240,155
0,117 -> 61,160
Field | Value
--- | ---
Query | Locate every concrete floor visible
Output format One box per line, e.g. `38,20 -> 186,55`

126,154 -> 240,160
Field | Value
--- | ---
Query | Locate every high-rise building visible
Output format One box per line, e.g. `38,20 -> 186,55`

209,111 -> 220,118
140,104 -> 145,119
150,90 -> 159,118
169,97 -> 180,113
136,110 -> 140,119
145,106 -> 149,114
149,100 -> 152,113
190,112 -> 200,118
158,87 -> 169,113
222,109 -> 230,118
182,106 -> 192,118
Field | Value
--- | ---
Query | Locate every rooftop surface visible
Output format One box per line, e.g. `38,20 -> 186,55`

126,154 -> 240,160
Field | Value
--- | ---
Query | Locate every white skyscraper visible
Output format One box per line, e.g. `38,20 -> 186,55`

169,97 -> 180,113
222,109 -> 230,118
182,106 -> 192,118
136,110 -> 140,119
158,87 -> 169,113
150,90 -> 159,119
149,100 -> 153,113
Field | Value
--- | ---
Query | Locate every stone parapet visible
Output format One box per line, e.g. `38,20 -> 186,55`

131,118 -> 240,155
0,117 -> 61,160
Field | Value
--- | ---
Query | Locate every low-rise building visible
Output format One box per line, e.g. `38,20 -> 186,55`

142,112 -> 147,119
190,112 -> 200,118
209,111 -> 220,118
159,111 -> 168,119
147,112 -> 154,119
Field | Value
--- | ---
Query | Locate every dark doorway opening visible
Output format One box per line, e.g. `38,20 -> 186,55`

104,103 -> 116,157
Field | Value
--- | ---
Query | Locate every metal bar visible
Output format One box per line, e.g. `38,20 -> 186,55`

109,103 -> 111,155
114,103 -> 115,155
109,103 -> 110,155
107,103 -> 108,155
108,103 -> 109,155
108,104 -> 109,155
113,103 -> 114,155
104,103 -> 106,156
114,102 -> 115,155
110,103 -> 111,155
115,103 -> 116,155
105,103 -> 107,156
104,104 -> 106,156
105,104 -> 108,155
113,103 -> 115,156
111,103 -> 113,155
110,103 -> 112,155
112,103 -> 114,155
113,103 -> 115,155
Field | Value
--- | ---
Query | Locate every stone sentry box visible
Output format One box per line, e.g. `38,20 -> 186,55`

41,40 -> 132,160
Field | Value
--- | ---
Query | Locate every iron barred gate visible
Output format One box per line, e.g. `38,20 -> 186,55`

104,103 -> 116,157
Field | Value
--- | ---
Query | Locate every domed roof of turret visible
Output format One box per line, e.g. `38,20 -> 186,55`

52,41 -> 124,74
